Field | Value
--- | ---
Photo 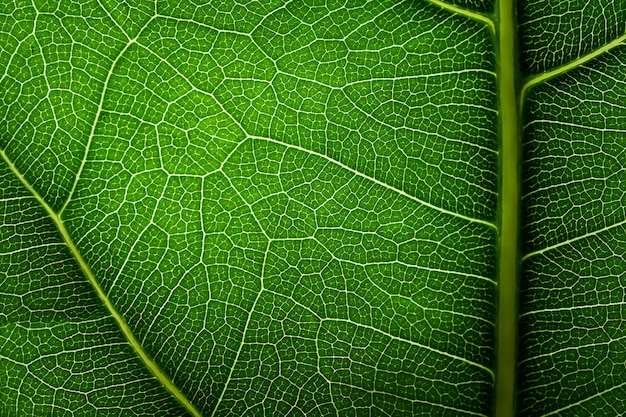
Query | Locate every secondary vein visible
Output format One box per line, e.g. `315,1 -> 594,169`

520,32 -> 626,108
426,0 -> 495,34
0,148 -> 203,417
521,217 -> 626,263
249,135 -> 498,229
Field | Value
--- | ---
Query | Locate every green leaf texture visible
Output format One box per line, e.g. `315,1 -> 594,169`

518,0 -> 626,414
0,0 -> 624,416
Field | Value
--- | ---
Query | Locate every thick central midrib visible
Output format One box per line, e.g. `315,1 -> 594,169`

432,1 -> 520,414
495,0 -> 520,416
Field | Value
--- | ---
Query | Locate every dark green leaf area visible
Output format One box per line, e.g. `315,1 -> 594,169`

63,130 -> 497,415
0,0 -> 529,415
519,246 -> 626,416
124,1 -> 498,220
519,48 -> 626,416
522,49 -> 626,255
0,1 -> 129,211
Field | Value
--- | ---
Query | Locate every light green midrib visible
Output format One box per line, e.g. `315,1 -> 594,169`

424,2 -> 519,415
0,148 -> 203,416
494,0 -> 520,416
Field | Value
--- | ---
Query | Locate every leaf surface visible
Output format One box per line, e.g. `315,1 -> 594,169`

1,0 -> 625,416
517,1 -> 626,414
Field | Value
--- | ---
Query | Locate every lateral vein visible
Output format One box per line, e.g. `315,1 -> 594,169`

323,317 -> 495,378
248,135 -> 497,229
538,380 -> 626,417
521,32 -> 626,108
0,148 -> 203,417
425,0 -> 495,34
521,218 -> 626,262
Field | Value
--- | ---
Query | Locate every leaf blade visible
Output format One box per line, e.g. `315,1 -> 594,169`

2,0 -> 501,415
519,47 -> 626,416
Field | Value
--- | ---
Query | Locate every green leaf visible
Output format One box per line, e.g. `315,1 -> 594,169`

0,0 -> 624,416
517,1 -> 626,413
